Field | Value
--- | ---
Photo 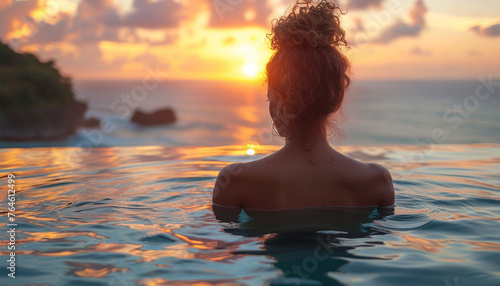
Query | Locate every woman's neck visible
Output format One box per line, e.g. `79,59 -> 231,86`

283,123 -> 330,151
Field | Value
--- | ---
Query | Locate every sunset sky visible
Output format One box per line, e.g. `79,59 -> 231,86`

1,0 -> 499,80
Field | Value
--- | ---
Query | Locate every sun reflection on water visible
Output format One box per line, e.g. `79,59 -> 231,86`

0,144 -> 499,285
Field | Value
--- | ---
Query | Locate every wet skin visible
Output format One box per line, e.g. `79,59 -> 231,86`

212,89 -> 395,217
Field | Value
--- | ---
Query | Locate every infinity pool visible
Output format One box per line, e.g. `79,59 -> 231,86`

0,144 -> 499,285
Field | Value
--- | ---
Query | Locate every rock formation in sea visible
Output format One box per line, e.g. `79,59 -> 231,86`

131,108 -> 177,126
81,117 -> 101,128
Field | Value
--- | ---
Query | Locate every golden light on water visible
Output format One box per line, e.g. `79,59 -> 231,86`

1,145 -> 499,283
246,144 -> 259,155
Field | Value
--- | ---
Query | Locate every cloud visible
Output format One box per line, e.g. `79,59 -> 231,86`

68,0 -> 123,43
104,0 -> 183,29
374,0 -> 427,44
208,0 -> 273,28
351,17 -> 365,32
2,0 -> 185,45
470,23 -> 500,37
409,46 -> 431,56
2,0 -> 271,48
148,32 -> 179,46
28,14 -> 71,44
0,0 -> 182,77
29,42 -> 119,74
348,0 -> 384,10
2,0 -> 124,45
0,0 -> 40,39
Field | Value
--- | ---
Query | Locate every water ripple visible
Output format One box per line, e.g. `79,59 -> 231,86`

0,144 -> 499,286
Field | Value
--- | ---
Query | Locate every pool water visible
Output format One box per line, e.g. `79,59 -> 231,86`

0,144 -> 499,285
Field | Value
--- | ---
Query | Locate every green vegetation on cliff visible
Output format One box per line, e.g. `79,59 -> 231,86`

0,42 -> 86,141
0,42 -> 79,110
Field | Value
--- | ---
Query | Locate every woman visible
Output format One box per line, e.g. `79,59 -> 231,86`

213,0 -> 394,215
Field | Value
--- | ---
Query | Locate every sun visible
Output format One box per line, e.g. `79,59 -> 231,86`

242,62 -> 259,78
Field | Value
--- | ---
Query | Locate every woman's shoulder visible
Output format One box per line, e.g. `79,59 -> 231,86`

212,155 -> 277,206
358,162 -> 395,206
335,152 -> 395,206
335,150 -> 390,178
212,161 -> 255,207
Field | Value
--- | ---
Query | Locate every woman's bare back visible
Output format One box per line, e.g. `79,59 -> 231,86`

213,144 -> 395,210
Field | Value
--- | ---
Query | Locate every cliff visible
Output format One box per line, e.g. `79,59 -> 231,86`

0,42 -> 86,141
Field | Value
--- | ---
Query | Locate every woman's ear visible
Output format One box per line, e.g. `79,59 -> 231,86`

266,87 -> 274,101
268,90 -> 278,119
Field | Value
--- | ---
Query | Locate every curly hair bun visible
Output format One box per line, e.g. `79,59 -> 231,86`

268,0 -> 348,50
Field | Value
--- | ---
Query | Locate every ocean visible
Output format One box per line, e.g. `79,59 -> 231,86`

0,144 -> 499,285
1,79 -> 499,148
0,79 -> 499,285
